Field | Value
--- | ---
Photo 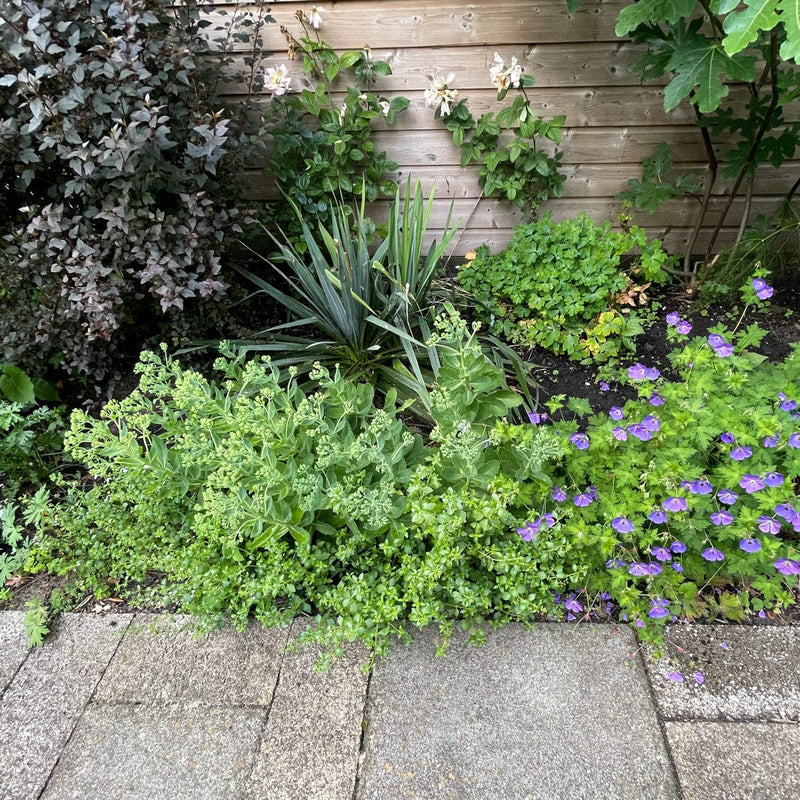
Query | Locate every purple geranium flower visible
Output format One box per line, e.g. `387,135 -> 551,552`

702,547 -> 725,562
599,381 -> 610,392
627,363 -> 647,380
612,426 -> 628,441
720,432 -> 736,444
752,278 -> 774,299
641,415 -> 661,432
788,433 -> 800,449
663,497 -> 688,513
565,596 -> 583,614
628,562 -> 650,577
672,562 -> 684,573
694,672 -> 705,685
588,485 -> 599,500
740,474 -> 765,493
668,671 -> 684,682
707,334 -> 726,348
646,563 -> 664,576
652,546 -> 672,562
689,479 -> 713,495
739,538 -> 762,553
606,558 -> 627,569
763,434 -> 779,448
517,521 -> 539,541
677,320 -> 692,335
730,446 -> 752,461
670,541 -> 687,554
758,516 -> 781,535
649,392 -> 665,406
648,509 -> 668,524
528,411 -> 547,424
612,517 -> 635,534
609,406 -> 624,420
648,598 -> 670,619
710,509 -> 734,526
552,486 -> 567,503
645,366 -> 661,380
764,471 -> 784,488
714,342 -> 734,357
666,312 -> 681,325
774,558 -> 800,576
775,503 -> 798,522
628,423 -> 652,441
717,489 -> 739,505
539,513 -> 556,529
779,393 -> 798,412
573,491 -> 594,507
569,432 -> 590,450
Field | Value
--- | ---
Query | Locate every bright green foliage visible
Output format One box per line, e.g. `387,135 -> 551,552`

263,20 -> 409,239
529,323 -> 800,639
617,142 -> 703,212
456,214 -> 671,362
31,314 -> 565,656
23,598 -> 49,647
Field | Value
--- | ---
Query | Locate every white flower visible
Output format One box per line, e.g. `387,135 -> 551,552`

338,102 -> 347,124
489,53 -> 522,91
264,64 -> 291,96
309,6 -> 325,30
378,100 -> 390,117
424,73 -> 458,117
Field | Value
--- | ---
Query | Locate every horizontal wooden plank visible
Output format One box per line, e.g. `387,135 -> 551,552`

244,162 -> 800,201
206,0 -> 628,51
215,41 -> 657,93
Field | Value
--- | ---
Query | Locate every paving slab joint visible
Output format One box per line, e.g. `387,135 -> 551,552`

349,666 -> 373,800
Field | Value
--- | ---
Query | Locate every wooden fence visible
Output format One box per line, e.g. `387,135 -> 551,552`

211,0 -> 798,256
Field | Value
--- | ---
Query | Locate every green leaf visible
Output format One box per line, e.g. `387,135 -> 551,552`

0,365 -> 36,404
779,0 -> 800,61
615,0 -> 698,37
721,0 -> 780,56
339,50 -> 362,69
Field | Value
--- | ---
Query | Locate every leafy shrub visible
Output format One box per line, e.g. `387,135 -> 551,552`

0,0 -> 254,373
30,312 -> 565,657
458,214 -> 671,362
523,315 -> 800,642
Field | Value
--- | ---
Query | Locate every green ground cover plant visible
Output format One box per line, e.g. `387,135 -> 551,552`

457,214 -> 672,362
523,295 -> 800,648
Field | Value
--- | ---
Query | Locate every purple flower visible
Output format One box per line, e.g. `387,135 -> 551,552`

565,596 -> 583,614
677,320 -> 692,335
714,342 -> 734,357
689,479 -> 713,495
628,562 -> 650,577
694,672 -> 705,685
628,423 -> 652,441
775,503 -> 798,522
609,406 -> 624,420
647,563 -> 663,576
707,334 -> 726,349
752,278 -> 774,300
539,513 -> 557,529
774,558 -> 800,576
720,432 -> 736,444
702,547 -> 725,562
672,562 -> 684,573
573,492 -> 593,507
528,411 -> 547,424
627,363 -> 647,380
663,497 -> 688,513
717,489 -> 739,505
645,366 -> 661,380
648,598 -> 670,619
599,381 -> 610,392
668,671 -> 684,682
758,516 -> 781,535
763,434 -> 780,448
612,517 -> 635,533
666,312 -> 681,325
729,446 -> 752,461
649,392 -> 665,406
588,485 -> 599,500
551,486 -> 567,503
612,426 -> 628,441
648,509 -> 668,524
740,474 -> 765,494
517,521 -> 539,541
739,538 -> 762,553
788,433 -> 800,449
764,471 -> 784,488
569,432 -> 590,450
710,509 -> 734,526
606,558 -> 627,569
670,541 -> 687,554
779,394 -> 798,412
652,546 -> 672,562
641,415 -> 661,432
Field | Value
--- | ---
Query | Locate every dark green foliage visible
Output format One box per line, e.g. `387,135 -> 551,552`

0,0 -> 256,373
457,214 -> 671,362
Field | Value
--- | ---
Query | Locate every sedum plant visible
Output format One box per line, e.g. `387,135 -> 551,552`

458,213 -> 671,362
0,0 -> 254,374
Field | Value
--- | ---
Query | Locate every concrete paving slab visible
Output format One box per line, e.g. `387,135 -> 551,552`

94,613 -> 290,707
357,623 -> 678,800
645,625 -> 800,721
666,721 -> 800,799
40,703 -> 266,800
246,619 -> 369,800
0,613 -> 133,800
0,611 -> 29,695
